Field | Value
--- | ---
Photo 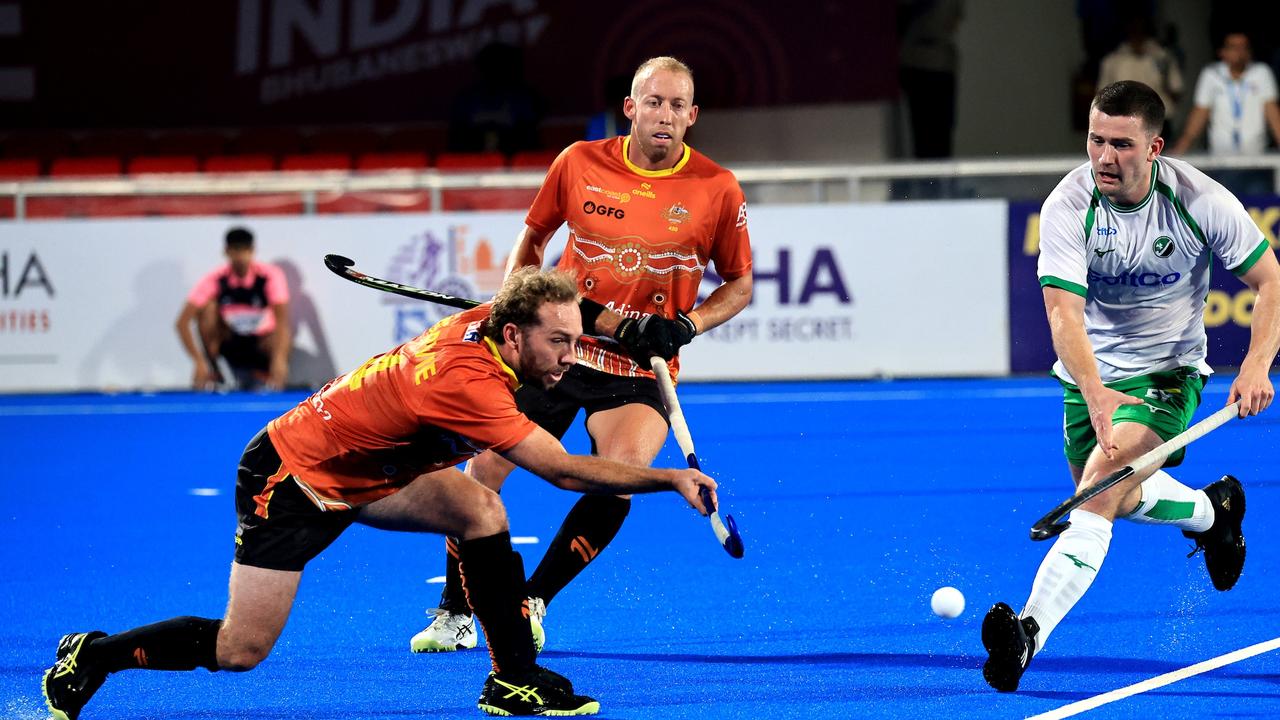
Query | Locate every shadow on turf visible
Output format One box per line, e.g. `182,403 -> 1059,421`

543,650 -> 1206,675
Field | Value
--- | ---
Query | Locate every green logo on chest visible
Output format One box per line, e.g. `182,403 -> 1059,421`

1152,236 -> 1174,258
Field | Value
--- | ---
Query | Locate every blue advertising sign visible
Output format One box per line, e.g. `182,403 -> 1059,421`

1008,197 -> 1280,375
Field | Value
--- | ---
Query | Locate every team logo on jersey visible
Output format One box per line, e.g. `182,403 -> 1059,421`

1152,236 -> 1175,258
664,202 -> 690,231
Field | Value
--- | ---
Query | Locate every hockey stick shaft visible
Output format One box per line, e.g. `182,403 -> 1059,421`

323,254 -> 479,309
1029,401 -> 1240,541
650,356 -> 745,559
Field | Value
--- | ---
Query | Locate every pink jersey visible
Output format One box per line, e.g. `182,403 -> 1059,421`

187,261 -> 289,336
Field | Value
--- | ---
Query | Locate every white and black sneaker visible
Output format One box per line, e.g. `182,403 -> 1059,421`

410,609 -> 477,653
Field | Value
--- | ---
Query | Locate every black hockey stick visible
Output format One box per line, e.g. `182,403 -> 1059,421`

1029,402 -> 1240,541
323,254 -> 479,309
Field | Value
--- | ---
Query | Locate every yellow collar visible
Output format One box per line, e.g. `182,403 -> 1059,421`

622,135 -> 691,177
482,336 -> 521,388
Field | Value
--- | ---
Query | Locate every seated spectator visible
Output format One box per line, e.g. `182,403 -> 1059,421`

176,227 -> 291,391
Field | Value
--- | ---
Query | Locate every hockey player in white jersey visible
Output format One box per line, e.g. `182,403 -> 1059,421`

983,80 -> 1280,693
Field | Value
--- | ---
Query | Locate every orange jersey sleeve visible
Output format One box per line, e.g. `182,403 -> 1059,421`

266,306 -> 536,510
536,137 -> 752,378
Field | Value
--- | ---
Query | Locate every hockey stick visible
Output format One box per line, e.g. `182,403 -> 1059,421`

650,357 -> 745,559
1029,402 -> 1240,541
325,253 -> 744,556
324,254 -> 479,309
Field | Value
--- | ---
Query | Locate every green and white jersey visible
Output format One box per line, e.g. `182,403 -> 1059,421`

1037,156 -> 1270,384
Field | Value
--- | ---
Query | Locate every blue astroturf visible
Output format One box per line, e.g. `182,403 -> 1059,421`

3,376 -> 1279,719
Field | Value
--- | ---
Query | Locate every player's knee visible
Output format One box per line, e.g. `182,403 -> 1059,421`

459,487 -> 508,538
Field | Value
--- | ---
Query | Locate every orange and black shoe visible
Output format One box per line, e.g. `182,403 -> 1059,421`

982,603 -> 1039,693
477,664 -> 599,716
43,631 -> 108,720
1184,475 -> 1246,591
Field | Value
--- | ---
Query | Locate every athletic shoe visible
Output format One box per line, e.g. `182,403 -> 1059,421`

477,665 -> 599,716
411,609 -> 478,653
981,603 -> 1040,693
42,631 -> 108,720
1184,475 -> 1246,591
528,597 -> 546,654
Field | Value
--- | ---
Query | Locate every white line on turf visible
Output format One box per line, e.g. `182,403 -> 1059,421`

188,488 -> 221,496
426,576 -> 446,584
1024,636 -> 1280,720
511,536 -> 539,544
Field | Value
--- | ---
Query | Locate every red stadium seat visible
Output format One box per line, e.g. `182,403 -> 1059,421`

76,130 -> 150,160
306,126 -> 383,155
509,150 -> 560,169
279,153 -> 353,172
127,155 -> 200,174
384,124 -> 448,155
0,158 -> 41,179
435,152 -> 507,170
231,126 -> 303,155
202,155 -> 276,173
149,129 -> 230,157
355,152 -> 430,171
49,156 -> 123,177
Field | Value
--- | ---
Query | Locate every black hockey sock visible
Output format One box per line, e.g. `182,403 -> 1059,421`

86,616 -> 221,672
438,535 -> 470,614
458,532 -> 536,674
527,494 -> 631,604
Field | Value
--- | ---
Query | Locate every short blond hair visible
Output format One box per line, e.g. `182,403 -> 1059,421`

630,56 -> 694,100
484,267 -> 579,343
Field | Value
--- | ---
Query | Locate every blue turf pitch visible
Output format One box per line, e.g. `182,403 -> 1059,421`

3,377 -> 1279,719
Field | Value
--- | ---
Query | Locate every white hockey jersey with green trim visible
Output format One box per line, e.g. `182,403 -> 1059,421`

1037,156 -> 1269,383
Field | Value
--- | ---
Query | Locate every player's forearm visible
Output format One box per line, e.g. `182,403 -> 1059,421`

688,274 -> 752,332
175,319 -> 204,363
1047,302 -> 1105,393
504,226 -> 552,275
1242,280 -> 1280,372
550,455 -> 676,495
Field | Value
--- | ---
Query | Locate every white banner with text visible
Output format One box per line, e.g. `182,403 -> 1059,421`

0,201 -> 1007,392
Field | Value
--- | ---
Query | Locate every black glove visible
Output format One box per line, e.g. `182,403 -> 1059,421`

614,312 -> 698,363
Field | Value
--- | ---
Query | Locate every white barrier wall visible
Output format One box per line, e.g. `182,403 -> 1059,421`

0,202 -> 1008,392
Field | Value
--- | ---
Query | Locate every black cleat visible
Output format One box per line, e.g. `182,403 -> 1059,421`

982,603 -> 1039,693
42,631 -> 108,720
1184,475 -> 1246,591
477,665 -> 600,716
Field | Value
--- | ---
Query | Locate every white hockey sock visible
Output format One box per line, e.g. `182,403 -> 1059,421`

1122,470 -> 1214,532
1021,509 -> 1112,653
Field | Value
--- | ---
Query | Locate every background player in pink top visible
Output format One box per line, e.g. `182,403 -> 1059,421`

175,227 -> 292,390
